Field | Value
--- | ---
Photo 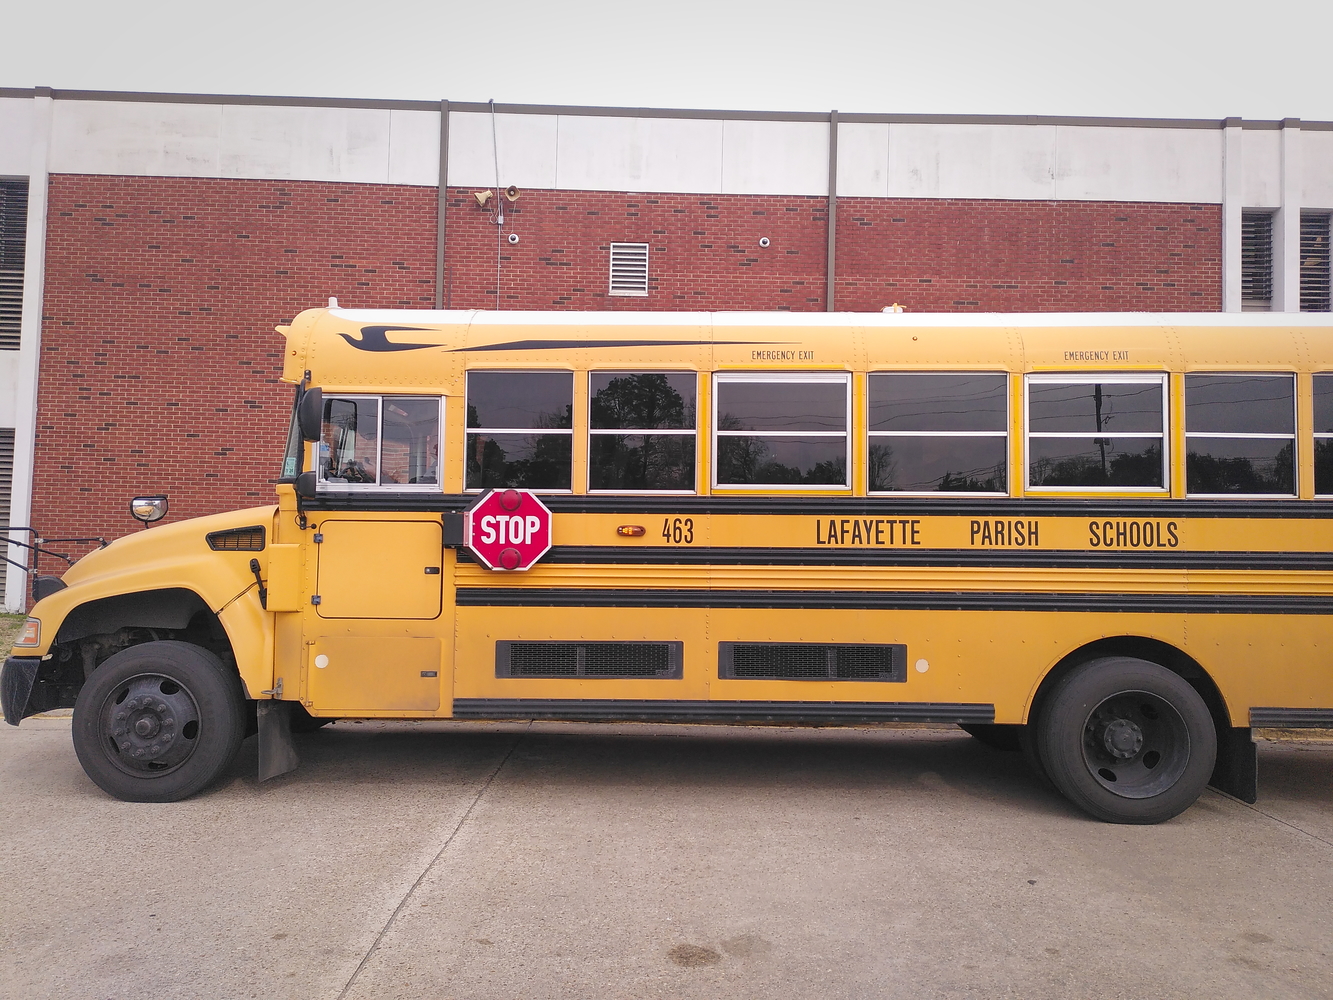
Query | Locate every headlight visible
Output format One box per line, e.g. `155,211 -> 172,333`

15,618 -> 40,646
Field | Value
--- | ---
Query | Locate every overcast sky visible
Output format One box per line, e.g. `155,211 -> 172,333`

7,0 -> 1332,121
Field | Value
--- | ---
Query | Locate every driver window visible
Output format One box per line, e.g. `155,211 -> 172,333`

318,395 -> 441,490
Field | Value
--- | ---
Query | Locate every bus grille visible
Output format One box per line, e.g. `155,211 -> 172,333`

497,641 -> 682,679
719,642 -> 907,682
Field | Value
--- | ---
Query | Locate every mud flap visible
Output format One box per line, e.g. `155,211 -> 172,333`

257,701 -> 299,781
1,658 -> 41,726
1208,726 -> 1257,804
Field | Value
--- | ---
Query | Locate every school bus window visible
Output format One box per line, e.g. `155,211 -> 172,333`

589,372 -> 697,492
1185,373 -> 1295,495
318,395 -> 441,489
714,373 -> 850,489
868,373 -> 1007,493
1314,375 -> 1333,494
466,371 -> 573,491
1026,375 -> 1167,490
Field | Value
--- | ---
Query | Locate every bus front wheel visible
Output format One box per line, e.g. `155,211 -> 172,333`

1035,656 -> 1216,824
72,641 -> 247,803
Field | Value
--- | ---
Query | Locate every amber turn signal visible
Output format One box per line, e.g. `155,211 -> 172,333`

616,525 -> 646,537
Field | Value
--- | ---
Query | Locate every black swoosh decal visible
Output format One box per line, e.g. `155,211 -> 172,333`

451,339 -> 786,352
338,326 -> 440,352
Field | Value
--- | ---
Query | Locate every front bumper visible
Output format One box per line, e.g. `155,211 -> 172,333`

2,657 -> 43,726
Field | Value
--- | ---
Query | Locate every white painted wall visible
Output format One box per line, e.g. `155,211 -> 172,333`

1241,129 -> 1281,208
0,99 -> 34,177
5,93 -> 1324,219
1302,131 -> 1333,209
0,354 -> 18,425
46,100 -> 440,186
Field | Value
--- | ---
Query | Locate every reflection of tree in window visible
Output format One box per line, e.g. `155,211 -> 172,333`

1031,443 -> 1162,488
717,414 -> 845,485
1187,442 -> 1294,494
589,374 -> 695,490
592,374 -> 691,428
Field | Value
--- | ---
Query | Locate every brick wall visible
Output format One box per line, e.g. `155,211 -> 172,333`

442,188 -> 830,310
442,188 -> 1220,312
835,198 -> 1222,312
33,175 -> 437,554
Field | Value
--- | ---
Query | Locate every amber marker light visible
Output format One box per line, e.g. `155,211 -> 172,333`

16,618 -> 40,646
616,525 -> 646,537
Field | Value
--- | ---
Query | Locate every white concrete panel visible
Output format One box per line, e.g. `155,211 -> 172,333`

837,122 -> 889,198
50,100 -> 223,177
0,353 -> 19,425
447,112 -> 558,189
555,115 -> 722,194
721,120 -> 828,196
0,99 -> 33,177
1242,129 -> 1281,208
887,124 -> 1058,200
218,105 -> 390,183
387,109 -> 440,187
1302,131 -> 1333,209
1054,127 -> 1221,203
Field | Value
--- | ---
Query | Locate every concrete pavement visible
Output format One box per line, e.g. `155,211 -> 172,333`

1,717 -> 1330,999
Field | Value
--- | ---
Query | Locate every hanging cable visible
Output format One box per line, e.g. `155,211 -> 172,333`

490,99 -> 503,311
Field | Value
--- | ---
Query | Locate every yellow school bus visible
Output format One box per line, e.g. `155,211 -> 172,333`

7,308 -> 1333,824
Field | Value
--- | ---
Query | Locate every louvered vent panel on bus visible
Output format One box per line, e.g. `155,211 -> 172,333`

608,242 -> 649,296
206,525 -> 267,551
0,181 -> 27,351
1242,212 -> 1273,311
0,428 -> 14,605
718,642 -> 907,682
1302,213 -> 1331,313
496,640 -> 682,678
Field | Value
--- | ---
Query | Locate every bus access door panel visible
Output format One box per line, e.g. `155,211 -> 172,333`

314,519 -> 443,619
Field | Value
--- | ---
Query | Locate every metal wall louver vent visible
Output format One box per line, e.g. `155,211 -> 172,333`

1301,213 -> 1331,313
0,181 -> 27,351
1241,212 -> 1273,311
0,428 -> 14,604
718,642 -> 907,682
609,242 -> 649,297
206,525 -> 267,551
496,640 -> 682,678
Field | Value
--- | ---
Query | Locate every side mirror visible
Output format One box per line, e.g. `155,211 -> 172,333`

297,387 -> 323,442
295,471 -> 318,499
130,495 -> 168,524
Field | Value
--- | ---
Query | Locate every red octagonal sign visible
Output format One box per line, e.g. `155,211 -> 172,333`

464,489 -> 553,571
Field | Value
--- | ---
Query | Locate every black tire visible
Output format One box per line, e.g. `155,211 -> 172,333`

72,640 -> 247,803
1036,656 -> 1216,824
960,723 -> 1023,752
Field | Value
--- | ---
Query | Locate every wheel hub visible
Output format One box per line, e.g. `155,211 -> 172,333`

101,675 -> 201,775
1101,718 -> 1144,759
1080,690 -> 1192,800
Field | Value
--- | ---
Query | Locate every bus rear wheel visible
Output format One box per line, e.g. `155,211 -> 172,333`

1035,656 -> 1216,824
72,641 -> 247,803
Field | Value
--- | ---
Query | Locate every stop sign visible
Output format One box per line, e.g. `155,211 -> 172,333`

464,489 -> 553,571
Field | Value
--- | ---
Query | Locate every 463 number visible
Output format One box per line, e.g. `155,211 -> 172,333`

662,517 -> 694,544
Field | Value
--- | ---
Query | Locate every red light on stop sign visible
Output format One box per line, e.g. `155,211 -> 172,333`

464,489 -> 553,571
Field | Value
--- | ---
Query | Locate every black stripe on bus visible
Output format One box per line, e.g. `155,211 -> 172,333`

454,588 -> 1333,614
465,546 -> 1333,572
300,493 -> 1333,519
450,698 -> 994,725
